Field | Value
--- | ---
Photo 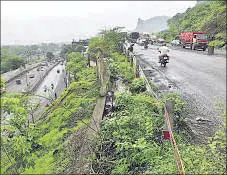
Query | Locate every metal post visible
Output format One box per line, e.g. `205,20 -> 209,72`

88,53 -> 90,67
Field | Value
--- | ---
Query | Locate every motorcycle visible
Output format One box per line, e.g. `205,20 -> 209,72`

159,51 -> 169,67
144,42 -> 148,49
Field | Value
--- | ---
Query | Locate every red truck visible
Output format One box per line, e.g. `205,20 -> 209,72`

180,32 -> 208,51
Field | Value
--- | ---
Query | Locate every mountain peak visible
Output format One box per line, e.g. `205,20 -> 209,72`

134,16 -> 170,33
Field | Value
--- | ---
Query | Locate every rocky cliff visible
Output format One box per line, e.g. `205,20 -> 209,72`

134,16 -> 170,33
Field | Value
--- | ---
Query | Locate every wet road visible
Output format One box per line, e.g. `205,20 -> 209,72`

134,44 -> 226,142
6,63 -> 58,93
32,63 -> 67,118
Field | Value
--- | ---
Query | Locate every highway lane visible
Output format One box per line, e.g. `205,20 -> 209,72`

1,62 -> 40,83
31,63 -> 67,119
6,62 -> 58,93
134,44 -> 226,142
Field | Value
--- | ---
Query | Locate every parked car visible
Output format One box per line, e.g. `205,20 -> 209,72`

157,38 -> 165,44
29,74 -> 35,78
15,79 -> 22,85
171,40 -> 180,46
57,69 -> 60,73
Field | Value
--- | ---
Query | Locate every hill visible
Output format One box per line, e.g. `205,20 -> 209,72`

157,1 -> 226,46
134,16 -> 170,33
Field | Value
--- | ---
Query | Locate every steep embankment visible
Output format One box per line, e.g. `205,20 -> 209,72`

158,1 -> 226,45
134,16 -> 170,33
1,52 -> 100,174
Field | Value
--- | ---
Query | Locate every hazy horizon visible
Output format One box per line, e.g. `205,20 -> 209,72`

1,1 -> 196,45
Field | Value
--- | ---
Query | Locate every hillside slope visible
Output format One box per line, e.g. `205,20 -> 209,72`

134,16 -> 170,33
158,1 -> 226,45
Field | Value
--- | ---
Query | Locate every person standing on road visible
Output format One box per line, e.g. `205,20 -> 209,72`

51,83 -> 54,90
158,43 -> 170,63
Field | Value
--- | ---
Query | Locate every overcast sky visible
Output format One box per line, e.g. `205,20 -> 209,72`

1,1 -> 196,45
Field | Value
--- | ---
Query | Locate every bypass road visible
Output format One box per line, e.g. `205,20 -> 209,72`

6,62 -> 59,93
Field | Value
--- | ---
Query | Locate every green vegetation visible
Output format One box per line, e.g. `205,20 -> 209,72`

88,27 -> 127,61
1,25 -> 226,174
89,27 -> 226,174
92,91 -> 226,174
130,78 -> 147,93
1,49 -> 26,73
1,43 -> 63,73
157,1 -> 226,47
1,48 -> 99,174
108,52 -> 135,84
46,52 -> 55,61
1,77 -> 6,88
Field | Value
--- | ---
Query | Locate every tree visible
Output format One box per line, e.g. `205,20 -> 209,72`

74,45 -> 86,53
66,52 -> 87,81
46,52 -> 55,61
1,49 -> 26,73
1,93 -> 40,173
60,44 -> 73,59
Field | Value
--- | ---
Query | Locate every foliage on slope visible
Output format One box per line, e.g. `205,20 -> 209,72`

88,28 -> 226,174
93,91 -> 226,174
88,27 -> 127,60
1,52 -> 99,174
157,1 -> 226,47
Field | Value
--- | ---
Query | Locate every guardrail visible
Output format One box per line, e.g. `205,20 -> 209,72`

31,62 -> 60,92
128,50 -> 185,175
4,64 -> 39,84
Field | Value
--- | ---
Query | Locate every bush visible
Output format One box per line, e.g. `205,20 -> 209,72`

130,78 -> 146,93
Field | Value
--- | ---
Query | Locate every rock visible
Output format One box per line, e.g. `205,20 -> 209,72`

196,117 -> 211,122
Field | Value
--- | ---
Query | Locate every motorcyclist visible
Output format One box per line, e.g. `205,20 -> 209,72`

144,39 -> 149,48
158,43 -> 170,63
128,43 -> 134,53
51,83 -> 54,89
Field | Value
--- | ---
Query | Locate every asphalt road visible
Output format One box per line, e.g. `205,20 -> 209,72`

134,44 -> 226,142
6,62 -> 57,93
1,62 -> 40,82
32,63 -> 67,119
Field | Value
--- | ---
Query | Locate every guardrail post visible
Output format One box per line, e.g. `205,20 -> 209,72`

162,100 -> 175,140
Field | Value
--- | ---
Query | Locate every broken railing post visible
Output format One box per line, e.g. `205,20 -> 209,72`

162,100 -> 175,140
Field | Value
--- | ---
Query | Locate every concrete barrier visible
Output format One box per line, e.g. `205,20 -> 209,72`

31,62 -> 60,92
3,64 -> 39,83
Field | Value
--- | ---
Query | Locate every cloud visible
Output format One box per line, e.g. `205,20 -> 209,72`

1,1 -> 196,45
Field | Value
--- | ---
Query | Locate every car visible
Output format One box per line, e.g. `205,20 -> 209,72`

171,40 -> 180,46
57,69 -> 60,73
15,79 -> 22,85
157,38 -> 165,44
39,62 -> 48,66
29,74 -> 35,78
41,68 -> 45,71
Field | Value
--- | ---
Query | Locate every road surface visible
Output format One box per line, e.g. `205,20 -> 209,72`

134,44 -> 226,142
32,63 -> 67,119
6,62 -> 58,93
1,62 -> 40,83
